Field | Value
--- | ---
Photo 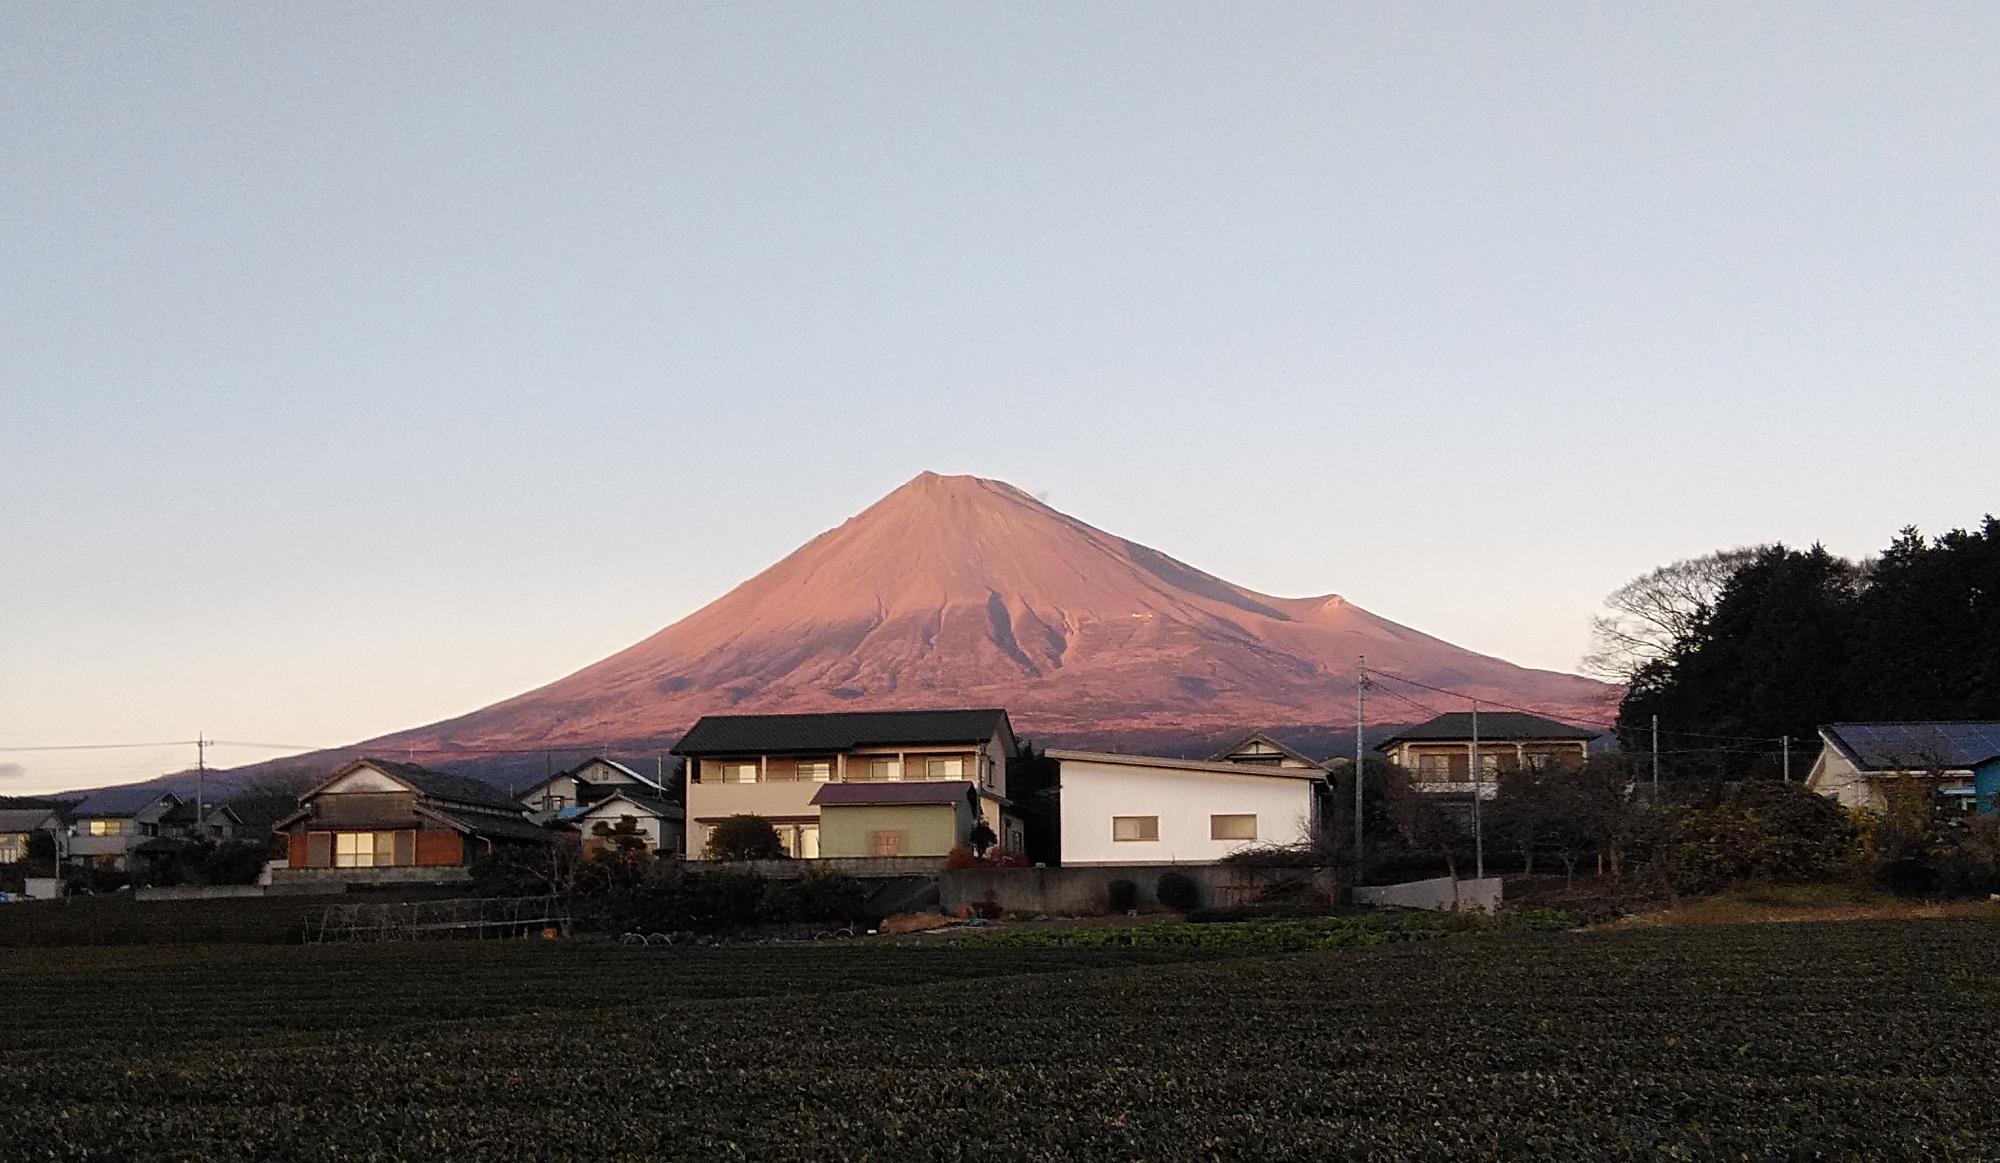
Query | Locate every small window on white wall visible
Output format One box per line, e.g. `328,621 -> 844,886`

1112,816 -> 1159,842
1210,814 -> 1257,841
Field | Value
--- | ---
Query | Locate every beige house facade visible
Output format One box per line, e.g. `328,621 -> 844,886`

1379,712 -> 1597,798
674,709 -> 1019,860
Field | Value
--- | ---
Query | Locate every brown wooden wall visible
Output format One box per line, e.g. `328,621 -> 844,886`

415,830 -> 463,867
310,792 -> 419,825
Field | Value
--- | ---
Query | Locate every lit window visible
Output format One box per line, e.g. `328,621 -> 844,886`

1112,816 -> 1159,842
334,831 -> 399,868
717,762 -> 759,784
868,829 -> 906,857
797,761 -> 832,782
1210,814 -> 1257,841
0,837 -> 24,863
925,755 -> 966,780
87,819 -> 126,838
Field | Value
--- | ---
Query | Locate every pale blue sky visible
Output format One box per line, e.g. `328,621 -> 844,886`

4,5 -> 1996,793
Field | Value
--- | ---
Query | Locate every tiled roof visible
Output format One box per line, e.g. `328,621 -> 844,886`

810,781 -> 976,807
0,809 -> 60,833
674,709 -> 1012,756
69,786 -> 178,819
1377,712 -> 1598,747
342,759 -> 523,811
418,805 -> 557,844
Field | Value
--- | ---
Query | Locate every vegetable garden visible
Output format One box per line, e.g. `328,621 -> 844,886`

3,919 -> 1997,1159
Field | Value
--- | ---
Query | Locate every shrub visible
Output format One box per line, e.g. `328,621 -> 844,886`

967,819 -> 998,857
793,869 -> 868,923
703,816 -> 786,862
943,844 -> 982,870
1937,816 -> 2000,897
1156,870 -> 1201,912
1106,878 -> 1139,912
1652,780 -> 1857,896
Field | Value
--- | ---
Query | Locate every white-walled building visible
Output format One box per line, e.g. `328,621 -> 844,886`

1050,750 -> 1325,866
571,790 -> 685,858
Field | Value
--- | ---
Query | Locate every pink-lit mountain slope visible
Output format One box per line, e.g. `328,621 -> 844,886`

366,472 -> 1613,756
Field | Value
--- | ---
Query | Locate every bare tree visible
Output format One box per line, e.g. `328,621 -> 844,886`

1581,547 -> 1764,683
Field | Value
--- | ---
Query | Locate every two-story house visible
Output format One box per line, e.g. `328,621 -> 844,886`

65,787 -> 184,870
517,757 -> 671,815
273,758 -> 551,881
1379,712 -> 1598,798
674,709 -> 1019,860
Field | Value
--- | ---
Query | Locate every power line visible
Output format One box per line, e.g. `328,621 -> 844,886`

0,740 -> 200,752
1357,665 -> 1789,744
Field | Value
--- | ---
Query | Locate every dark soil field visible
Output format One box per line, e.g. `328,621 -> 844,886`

3,919 -> 1997,1160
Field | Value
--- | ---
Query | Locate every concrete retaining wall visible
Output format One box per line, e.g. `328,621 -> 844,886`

268,866 -> 472,891
1355,876 -> 1502,914
940,864 -> 1335,916
134,884 -> 272,902
683,857 -> 947,880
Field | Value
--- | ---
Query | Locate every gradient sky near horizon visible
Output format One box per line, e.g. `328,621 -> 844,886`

4,5 -> 1996,794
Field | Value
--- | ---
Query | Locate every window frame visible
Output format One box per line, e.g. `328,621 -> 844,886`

1209,813 -> 1258,841
1111,815 -> 1159,842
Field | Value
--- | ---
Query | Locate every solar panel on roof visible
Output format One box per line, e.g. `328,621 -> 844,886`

1834,722 -> 2000,769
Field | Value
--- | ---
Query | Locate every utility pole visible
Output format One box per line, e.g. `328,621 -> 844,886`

195,734 -> 208,826
1651,714 -> 1660,800
1782,735 -> 1791,782
1470,700 -> 1484,881
1353,660 -> 1367,888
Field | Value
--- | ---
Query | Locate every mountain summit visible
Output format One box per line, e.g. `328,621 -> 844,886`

376,472 -> 1611,755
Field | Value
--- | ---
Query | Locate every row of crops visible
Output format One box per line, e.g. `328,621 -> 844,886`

3,919 -> 1999,1158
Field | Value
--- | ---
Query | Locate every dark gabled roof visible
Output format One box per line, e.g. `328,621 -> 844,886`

810,781 -> 976,808
159,801 -> 201,825
417,805 -> 557,845
310,759 -> 522,812
218,793 -> 298,829
673,709 -> 1014,757
1377,712 -> 1598,747
69,786 -> 179,819
0,808 -> 61,833
1822,722 -> 2000,771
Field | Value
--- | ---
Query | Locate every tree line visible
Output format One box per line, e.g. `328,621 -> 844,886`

1587,516 -> 2000,775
